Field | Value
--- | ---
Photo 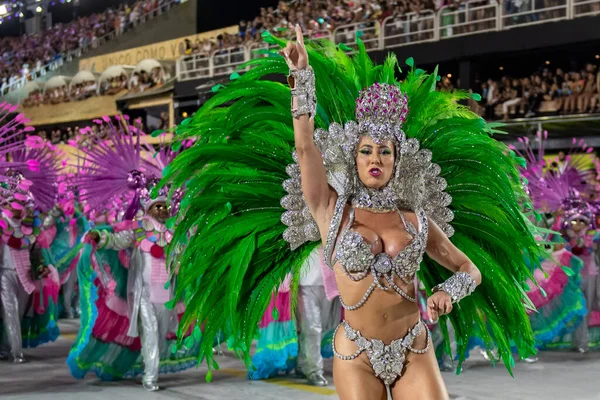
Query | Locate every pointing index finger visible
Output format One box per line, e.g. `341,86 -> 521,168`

295,24 -> 304,47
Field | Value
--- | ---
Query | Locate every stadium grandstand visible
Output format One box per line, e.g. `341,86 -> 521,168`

0,0 -> 596,154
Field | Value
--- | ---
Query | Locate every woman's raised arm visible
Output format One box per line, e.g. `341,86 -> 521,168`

282,25 -> 335,224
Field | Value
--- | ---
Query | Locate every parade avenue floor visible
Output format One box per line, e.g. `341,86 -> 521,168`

0,320 -> 599,400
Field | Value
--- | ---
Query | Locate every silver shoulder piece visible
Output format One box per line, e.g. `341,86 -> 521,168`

315,121 -> 357,197
396,137 -> 454,237
281,152 -> 320,250
281,122 -> 357,249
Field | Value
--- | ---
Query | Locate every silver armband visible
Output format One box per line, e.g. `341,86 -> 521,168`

432,272 -> 477,304
288,67 -> 316,120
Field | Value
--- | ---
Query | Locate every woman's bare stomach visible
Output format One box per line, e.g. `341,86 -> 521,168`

335,264 -> 421,344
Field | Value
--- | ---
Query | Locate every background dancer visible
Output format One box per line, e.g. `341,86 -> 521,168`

295,245 -> 341,386
66,118 -> 198,391
0,111 -> 62,363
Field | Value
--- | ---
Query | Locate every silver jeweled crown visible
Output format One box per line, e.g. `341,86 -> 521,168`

355,82 -> 409,145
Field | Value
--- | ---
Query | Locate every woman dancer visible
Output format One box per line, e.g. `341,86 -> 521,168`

283,30 -> 483,398
162,27 -> 543,397
0,112 -> 62,362
250,245 -> 341,385
67,119 -> 198,391
41,175 -> 89,319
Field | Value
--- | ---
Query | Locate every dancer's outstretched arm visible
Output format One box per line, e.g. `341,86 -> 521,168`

282,25 -> 336,227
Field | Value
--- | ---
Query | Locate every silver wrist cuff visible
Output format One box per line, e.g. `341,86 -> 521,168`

289,67 -> 316,120
433,272 -> 476,304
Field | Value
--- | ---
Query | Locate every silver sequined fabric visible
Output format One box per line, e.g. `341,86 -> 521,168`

333,319 -> 430,386
290,67 -> 317,120
336,209 -> 427,281
333,208 -> 428,308
434,271 -> 477,303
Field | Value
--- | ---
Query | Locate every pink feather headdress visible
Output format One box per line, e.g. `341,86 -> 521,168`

0,104 -> 61,214
74,116 -> 182,221
510,130 -> 600,229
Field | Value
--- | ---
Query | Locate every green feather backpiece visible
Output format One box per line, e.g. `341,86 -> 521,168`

162,33 -> 544,380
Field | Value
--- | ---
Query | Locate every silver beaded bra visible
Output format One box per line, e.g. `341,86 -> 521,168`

332,207 -> 428,308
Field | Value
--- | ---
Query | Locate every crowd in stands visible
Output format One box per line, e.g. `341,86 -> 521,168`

32,115 -> 159,149
36,127 -> 82,145
181,0 -> 580,58
183,0 -> 447,56
71,79 -> 99,101
174,0 -> 600,64
129,67 -> 167,93
22,66 -> 167,107
479,63 -> 600,120
22,82 -> 98,108
36,123 -> 124,149
100,73 -> 129,96
36,121 -> 129,146
0,0 -> 174,95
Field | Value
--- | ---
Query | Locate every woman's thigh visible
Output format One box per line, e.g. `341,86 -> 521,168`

390,334 -> 449,400
333,356 -> 387,400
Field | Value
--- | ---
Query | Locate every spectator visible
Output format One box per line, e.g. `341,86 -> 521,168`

597,69 -> 600,112
239,20 -> 248,40
202,39 -> 213,54
130,72 -> 141,92
87,79 -> 98,96
129,5 -> 140,27
97,125 -> 107,140
120,73 -> 129,90
150,67 -> 165,87
502,79 -> 523,121
133,117 -> 145,132
64,127 -> 73,142
524,76 -> 543,118
484,78 -> 501,119
564,72 -> 583,114
51,129 -> 62,144
158,112 -> 169,130
557,73 -> 570,113
183,38 -> 193,55
579,72 -> 597,113
438,76 -> 454,92
140,71 -> 151,90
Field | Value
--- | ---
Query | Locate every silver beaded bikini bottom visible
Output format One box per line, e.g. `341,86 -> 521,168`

332,319 -> 431,386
